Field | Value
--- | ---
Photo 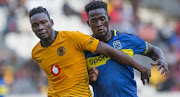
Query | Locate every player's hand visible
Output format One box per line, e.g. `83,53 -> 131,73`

141,67 -> 151,86
88,67 -> 99,82
150,59 -> 169,78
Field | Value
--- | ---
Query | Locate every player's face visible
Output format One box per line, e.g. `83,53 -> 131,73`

30,13 -> 53,41
87,8 -> 110,39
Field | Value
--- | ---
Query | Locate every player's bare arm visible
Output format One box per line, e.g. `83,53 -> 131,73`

94,41 -> 151,85
143,43 -> 169,77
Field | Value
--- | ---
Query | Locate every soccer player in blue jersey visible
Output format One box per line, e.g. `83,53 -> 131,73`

85,1 -> 169,97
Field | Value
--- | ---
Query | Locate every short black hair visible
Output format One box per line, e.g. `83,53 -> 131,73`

85,0 -> 108,15
29,6 -> 50,19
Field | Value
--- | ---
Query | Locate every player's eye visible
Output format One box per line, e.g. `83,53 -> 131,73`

41,21 -> 47,24
91,19 -> 96,24
101,18 -> 105,20
101,17 -> 106,21
32,23 -> 38,27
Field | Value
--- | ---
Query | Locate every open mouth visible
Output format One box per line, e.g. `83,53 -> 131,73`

98,29 -> 104,32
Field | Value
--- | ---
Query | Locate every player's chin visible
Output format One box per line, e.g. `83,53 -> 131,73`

41,36 -> 51,41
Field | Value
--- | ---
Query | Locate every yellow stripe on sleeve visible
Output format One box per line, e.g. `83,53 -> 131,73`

114,30 -> 117,36
142,42 -> 148,55
120,49 -> 134,57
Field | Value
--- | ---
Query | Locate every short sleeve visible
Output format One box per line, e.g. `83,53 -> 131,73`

68,31 -> 99,53
129,34 -> 148,54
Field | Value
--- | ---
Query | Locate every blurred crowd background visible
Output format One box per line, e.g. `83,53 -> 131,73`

0,0 -> 180,97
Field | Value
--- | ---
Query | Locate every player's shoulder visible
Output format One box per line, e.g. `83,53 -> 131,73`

59,30 -> 86,39
59,30 -> 83,36
114,30 -> 140,40
32,42 -> 40,53
31,42 -> 42,59
116,31 -> 135,37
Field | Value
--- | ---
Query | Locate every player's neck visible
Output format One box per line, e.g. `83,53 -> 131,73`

41,30 -> 56,47
101,30 -> 112,42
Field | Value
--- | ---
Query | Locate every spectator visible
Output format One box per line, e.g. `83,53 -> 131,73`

0,61 -> 8,97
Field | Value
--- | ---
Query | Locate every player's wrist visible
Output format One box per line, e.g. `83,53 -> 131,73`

139,66 -> 148,73
157,58 -> 165,62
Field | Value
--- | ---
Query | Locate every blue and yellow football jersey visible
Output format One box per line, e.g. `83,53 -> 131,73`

0,78 -> 8,97
85,30 -> 148,97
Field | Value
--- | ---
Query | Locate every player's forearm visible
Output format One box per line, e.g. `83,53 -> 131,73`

95,41 -> 146,73
146,46 -> 165,61
108,49 -> 147,73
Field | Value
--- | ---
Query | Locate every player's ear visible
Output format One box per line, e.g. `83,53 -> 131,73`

87,20 -> 90,27
50,19 -> 54,26
108,16 -> 111,23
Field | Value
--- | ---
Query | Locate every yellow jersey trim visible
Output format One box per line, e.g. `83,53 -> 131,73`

142,42 -> 148,55
114,30 -> 117,36
121,49 -> 134,57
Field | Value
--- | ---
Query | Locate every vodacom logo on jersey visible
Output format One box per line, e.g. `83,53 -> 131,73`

51,65 -> 61,76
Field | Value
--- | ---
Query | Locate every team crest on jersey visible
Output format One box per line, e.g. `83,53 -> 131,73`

57,46 -> 66,56
51,65 -> 61,76
113,40 -> 122,50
